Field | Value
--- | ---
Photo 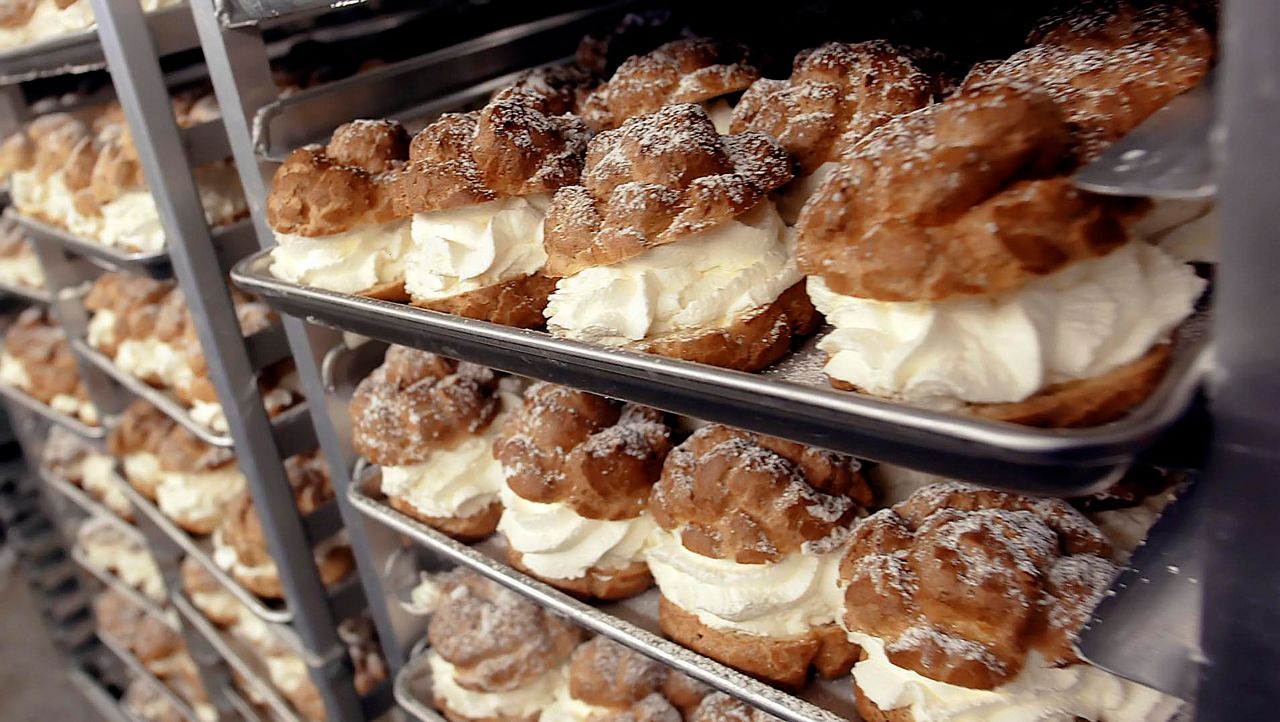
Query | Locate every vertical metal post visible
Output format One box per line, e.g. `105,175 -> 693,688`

88,1 -> 364,718
190,0 -> 415,674
1197,0 -> 1280,719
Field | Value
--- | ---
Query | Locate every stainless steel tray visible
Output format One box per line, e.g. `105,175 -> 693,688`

39,465 -> 136,533
236,250 -> 1211,495
392,642 -> 447,722
252,3 -> 627,160
8,209 -> 258,278
99,630 -> 207,722
71,539 -> 173,627
0,5 -> 201,83
348,469 -> 855,722
0,278 -> 51,305
66,667 -> 136,722
73,338 -> 307,449
172,591 -> 308,722
225,685 -> 266,722
0,380 -> 105,439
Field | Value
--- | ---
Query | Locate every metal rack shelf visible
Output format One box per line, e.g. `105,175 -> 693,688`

9,210 -> 257,278
348,468 -> 854,722
99,630 -> 209,722
0,382 -> 105,439
74,338 -> 310,450
0,5 -> 202,83
67,667 -> 136,722
38,466 -> 134,530
391,646 -> 445,722
0,278 -> 52,305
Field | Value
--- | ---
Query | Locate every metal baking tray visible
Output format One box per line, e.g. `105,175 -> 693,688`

348,468 -> 855,722
39,465 -> 136,531
236,251 -> 1211,495
0,278 -> 51,305
8,209 -> 258,278
172,591 -> 308,722
0,5 -> 202,83
99,630 -> 207,722
252,3 -> 628,160
72,338 -> 307,449
66,667 -> 136,722
225,685 -> 266,722
0,380 -> 105,439
392,641 -> 447,722
71,539 -> 173,627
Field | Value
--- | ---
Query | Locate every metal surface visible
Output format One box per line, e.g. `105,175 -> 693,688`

392,646 -> 447,722
71,542 -> 175,627
73,338 -> 309,449
225,686 -> 266,722
93,0 -> 364,717
237,252 -> 1211,495
0,5 -> 201,84
0,277 -> 51,305
348,470 -> 855,722
0,381 -> 106,439
252,3 -> 626,159
67,667 -> 135,722
99,631 -> 207,722
224,0 -> 365,23
9,209 -> 257,278
39,466 -> 137,536
1075,70 -> 1217,200
173,591 -> 308,722
1080,477 -> 1203,700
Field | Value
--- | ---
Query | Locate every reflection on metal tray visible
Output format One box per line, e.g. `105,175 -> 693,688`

7,208 -> 258,278
0,5 -> 202,83
98,630 -> 206,722
73,338 -> 305,449
348,468 -> 854,722
71,541 -> 174,627
252,2 -> 628,159
0,381 -> 105,439
237,250 -> 1211,495
39,466 -> 137,536
172,592 -> 307,722
0,278 -> 51,305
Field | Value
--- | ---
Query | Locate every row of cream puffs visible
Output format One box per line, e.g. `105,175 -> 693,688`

0,307 -> 99,425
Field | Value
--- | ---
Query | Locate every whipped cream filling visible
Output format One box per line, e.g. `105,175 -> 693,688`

541,687 -> 614,722
115,337 -> 195,390
213,529 -> 347,582
380,391 -> 517,519
777,160 -> 838,226
0,0 -> 95,49
810,241 -> 1205,408
404,573 -> 443,616
190,401 -> 228,433
192,587 -> 243,623
50,392 -> 97,425
78,525 -> 164,601
265,653 -> 310,694
0,352 -> 32,389
645,527 -> 846,637
404,194 -> 550,300
702,98 -> 735,135
849,633 -> 1183,722
86,310 -> 117,350
270,220 -> 412,295
0,252 -> 44,289
498,484 -> 655,581
124,452 -> 163,491
547,201 -> 799,345
428,650 -> 566,719
97,164 -> 246,253
156,465 -> 247,528
81,452 -> 131,519
9,170 -> 45,215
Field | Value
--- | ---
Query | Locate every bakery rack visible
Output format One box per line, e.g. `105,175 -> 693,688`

190,0 -> 1280,721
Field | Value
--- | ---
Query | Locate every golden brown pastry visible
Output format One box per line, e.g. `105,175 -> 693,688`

796,80 -> 1205,426
152,422 -> 244,535
266,119 -> 411,300
213,451 -> 353,599
388,91 -> 590,326
494,383 -> 672,600
181,555 -> 243,627
542,637 -> 685,722
647,425 -> 871,687
351,345 -> 518,541
688,692 -> 780,722
0,307 -> 98,426
580,38 -> 758,132
108,399 -> 178,501
840,482 -> 1182,722
42,426 -> 133,522
542,103 -> 813,371
426,569 -> 583,722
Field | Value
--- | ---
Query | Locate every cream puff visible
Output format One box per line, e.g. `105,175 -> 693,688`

43,426 -> 133,522
840,482 -> 1182,721
212,451 -> 354,599
580,38 -> 759,133
153,423 -> 245,535
0,307 -> 99,426
647,425 -> 872,687
76,516 -> 164,601
426,569 -> 582,722
796,80 -> 1205,426
388,91 -> 590,327
351,345 -> 518,541
542,103 -> 813,371
108,399 -> 179,501
689,692 -> 780,722
0,218 -> 45,291
124,676 -> 185,722
730,41 -> 933,224
542,636 -> 690,722
494,383 -> 672,600
0,0 -> 95,51
267,119 -> 412,299
9,115 -> 97,229
181,555 -> 242,628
